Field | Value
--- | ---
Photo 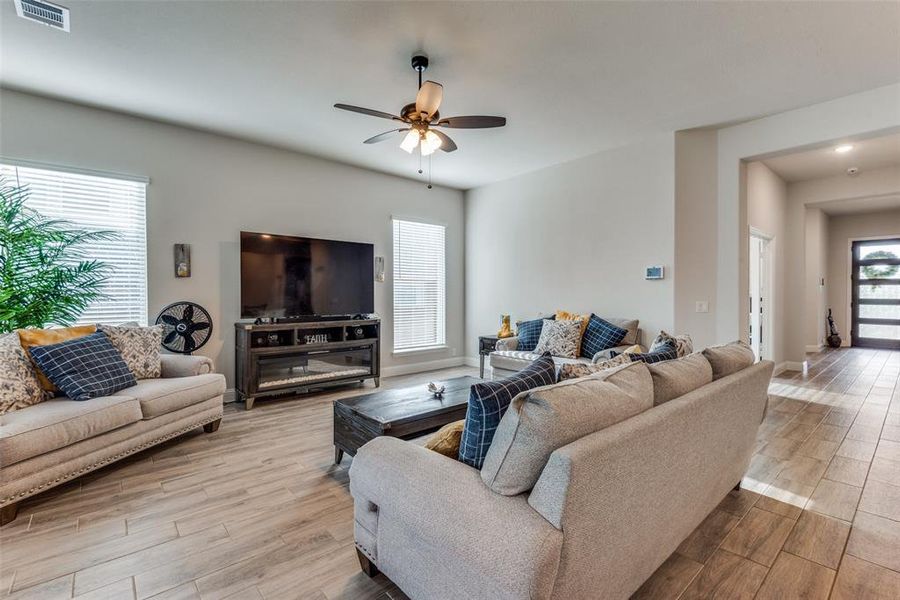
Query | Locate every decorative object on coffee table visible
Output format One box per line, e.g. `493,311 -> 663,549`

478,335 -> 500,378
427,382 -> 445,398
332,376 -> 476,464
497,314 -> 514,338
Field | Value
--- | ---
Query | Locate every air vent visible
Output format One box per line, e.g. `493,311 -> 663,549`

14,0 -> 70,32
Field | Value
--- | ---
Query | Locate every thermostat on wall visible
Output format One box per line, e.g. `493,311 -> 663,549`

645,266 -> 664,280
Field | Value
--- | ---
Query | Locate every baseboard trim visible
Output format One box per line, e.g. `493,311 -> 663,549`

381,357 -> 466,378
463,356 -> 480,368
805,344 -> 824,353
775,360 -> 808,375
224,388 -> 237,404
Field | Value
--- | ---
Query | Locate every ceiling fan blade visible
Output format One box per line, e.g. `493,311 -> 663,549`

435,116 -> 506,129
431,129 -> 458,152
334,104 -> 404,122
363,128 -> 409,144
415,81 -> 443,119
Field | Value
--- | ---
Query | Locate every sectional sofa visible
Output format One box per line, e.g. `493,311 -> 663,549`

349,344 -> 772,599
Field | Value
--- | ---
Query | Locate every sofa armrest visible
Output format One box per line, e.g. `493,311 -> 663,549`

495,336 -> 519,351
160,354 -> 214,378
349,437 -> 562,598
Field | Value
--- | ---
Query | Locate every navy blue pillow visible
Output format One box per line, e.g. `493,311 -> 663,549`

623,341 -> 678,364
581,314 -> 628,358
28,332 -> 137,401
459,353 -> 556,469
516,316 -> 554,352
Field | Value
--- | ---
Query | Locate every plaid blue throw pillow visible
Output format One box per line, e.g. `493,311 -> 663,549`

516,316 -> 553,352
459,353 -> 556,469
581,314 -> 628,358
622,340 -> 678,365
28,332 -> 137,401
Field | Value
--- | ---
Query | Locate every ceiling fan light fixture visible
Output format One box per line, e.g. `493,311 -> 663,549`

400,129 -> 419,153
420,130 -> 441,156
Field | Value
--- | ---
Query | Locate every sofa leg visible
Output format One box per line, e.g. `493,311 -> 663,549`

1,502 -> 19,526
356,548 -> 379,577
203,418 -> 221,433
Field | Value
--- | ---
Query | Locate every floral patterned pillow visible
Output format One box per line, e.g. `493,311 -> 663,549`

650,331 -> 694,358
96,324 -> 163,379
533,319 -> 583,358
558,353 -> 634,380
0,332 -> 45,415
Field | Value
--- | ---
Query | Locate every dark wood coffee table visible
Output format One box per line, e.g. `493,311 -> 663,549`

332,376 -> 476,464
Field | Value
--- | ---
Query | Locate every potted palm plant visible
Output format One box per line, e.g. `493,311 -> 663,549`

0,178 -> 117,332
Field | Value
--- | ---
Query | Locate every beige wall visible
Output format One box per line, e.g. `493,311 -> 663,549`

827,209 -> 900,342
0,89 -> 466,388
747,161 -> 789,366
674,130 -> 718,350
804,207 -> 830,349
464,134 -> 676,358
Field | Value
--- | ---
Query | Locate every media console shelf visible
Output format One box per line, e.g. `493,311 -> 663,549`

235,317 -> 380,410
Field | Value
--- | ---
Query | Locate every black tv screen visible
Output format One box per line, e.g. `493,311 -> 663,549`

240,232 -> 374,319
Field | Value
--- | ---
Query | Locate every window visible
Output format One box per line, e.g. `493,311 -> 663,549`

392,218 -> 446,352
1,162 -> 149,325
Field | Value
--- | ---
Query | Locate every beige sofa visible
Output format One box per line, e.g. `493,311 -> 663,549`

0,354 -> 225,525
489,316 -> 643,379
349,355 -> 773,599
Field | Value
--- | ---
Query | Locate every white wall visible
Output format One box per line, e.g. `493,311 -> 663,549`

464,134 -> 675,358
674,130 -> 718,350
0,89 -> 466,388
804,207 -> 829,350
716,83 -> 900,346
747,162 -> 789,366
827,210 -> 900,342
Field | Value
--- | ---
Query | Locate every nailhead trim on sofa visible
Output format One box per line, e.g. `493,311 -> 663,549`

0,411 -> 222,506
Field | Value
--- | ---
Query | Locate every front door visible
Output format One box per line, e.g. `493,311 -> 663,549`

851,239 -> 900,349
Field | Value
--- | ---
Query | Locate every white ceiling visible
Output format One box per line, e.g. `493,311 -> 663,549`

763,132 -> 900,183
2,1 -> 899,190
814,194 -> 900,217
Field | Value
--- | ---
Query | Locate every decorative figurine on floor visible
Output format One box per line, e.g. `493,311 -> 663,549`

826,309 -> 842,348
427,382 -> 445,399
497,314 -> 514,338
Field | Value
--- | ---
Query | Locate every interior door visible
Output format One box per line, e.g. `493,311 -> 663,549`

851,239 -> 900,349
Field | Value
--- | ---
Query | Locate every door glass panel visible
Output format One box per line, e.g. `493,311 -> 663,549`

859,284 -> 900,300
859,304 -> 900,319
860,242 -> 900,260
859,324 -> 900,340
859,266 -> 900,280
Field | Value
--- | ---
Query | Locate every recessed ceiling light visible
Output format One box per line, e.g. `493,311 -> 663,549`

834,144 -> 854,154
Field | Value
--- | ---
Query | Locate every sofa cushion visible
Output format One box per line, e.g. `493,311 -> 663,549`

481,361 -> 653,495
581,315 -> 628,358
114,374 -> 226,419
17,325 -> 97,393
0,332 -> 45,415
703,341 -> 756,380
533,319 -> 582,358
28,332 -> 137,401
603,317 -> 640,346
515,316 -> 553,352
459,354 -> 556,469
647,353 -> 713,405
0,395 -> 142,465
97,324 -> 164,379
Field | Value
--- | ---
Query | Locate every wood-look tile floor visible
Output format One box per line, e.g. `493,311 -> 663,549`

2,350 -> 900,599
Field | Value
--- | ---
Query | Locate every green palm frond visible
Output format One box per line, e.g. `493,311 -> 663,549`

0,177 -> 118,332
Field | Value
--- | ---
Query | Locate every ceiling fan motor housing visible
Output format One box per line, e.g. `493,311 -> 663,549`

411,54 -> 429,72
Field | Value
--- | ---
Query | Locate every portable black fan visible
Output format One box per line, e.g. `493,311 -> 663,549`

155,301 -> 213,354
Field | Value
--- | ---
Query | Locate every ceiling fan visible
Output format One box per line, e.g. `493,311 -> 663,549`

334,55 -> 506,158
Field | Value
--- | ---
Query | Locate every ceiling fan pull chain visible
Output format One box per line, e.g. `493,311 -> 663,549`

427,154 -> 433,189
418,151 -> 423,174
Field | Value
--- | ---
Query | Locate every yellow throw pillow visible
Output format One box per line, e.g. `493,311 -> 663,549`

623,344 -> 644,354
556,310 -> 590,355
18,325 -> 97,393
424,419 -> 465,459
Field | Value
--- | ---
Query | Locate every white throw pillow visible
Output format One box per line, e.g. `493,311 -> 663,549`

533,319 -> 582,358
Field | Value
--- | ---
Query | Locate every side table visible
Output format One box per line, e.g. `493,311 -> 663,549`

478,335 -> 500,378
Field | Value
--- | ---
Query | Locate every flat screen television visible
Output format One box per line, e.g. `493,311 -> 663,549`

240,231 -> 374,319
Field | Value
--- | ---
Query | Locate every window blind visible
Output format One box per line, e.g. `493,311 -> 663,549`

392,218 -> 446,351
1,163 -> 149,326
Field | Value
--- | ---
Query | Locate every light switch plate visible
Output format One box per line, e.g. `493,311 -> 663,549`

695,301 -> 709,313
